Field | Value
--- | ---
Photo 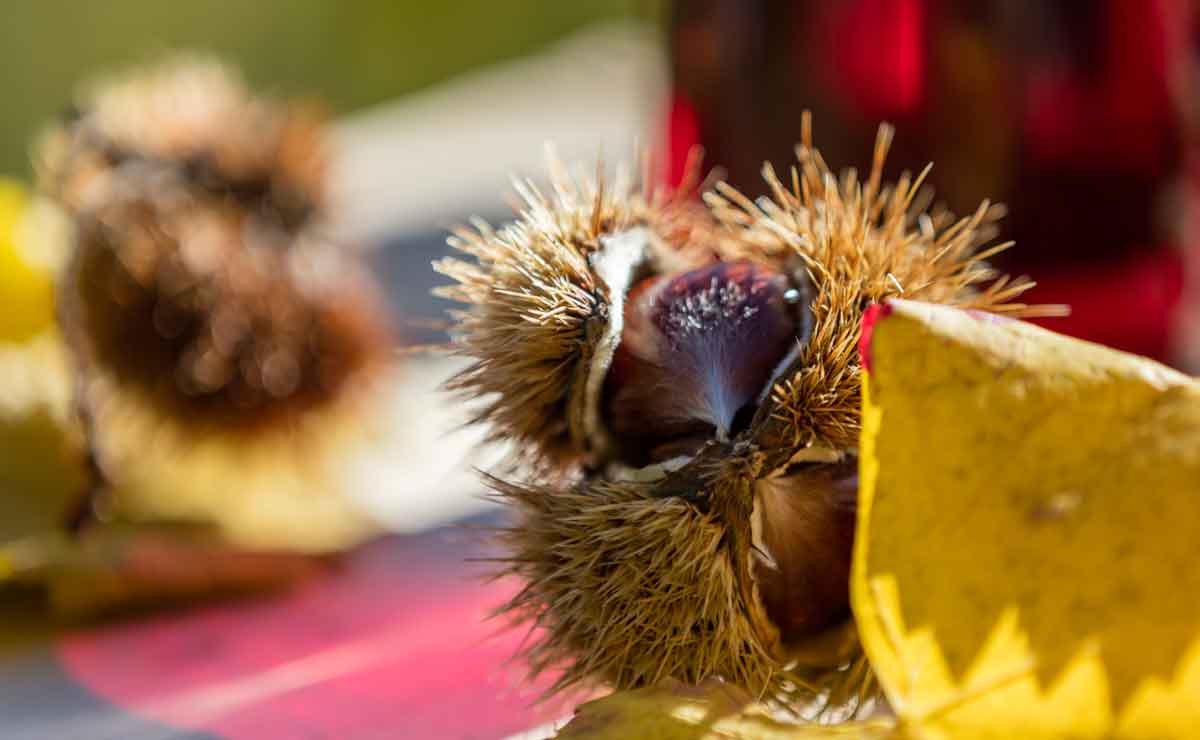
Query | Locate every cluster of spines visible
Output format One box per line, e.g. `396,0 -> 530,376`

41,56 -> 327,229
435,155 -> 712,469
706,115 -> 1054,452
490,474 -> 787,699
42,57 -> 388,439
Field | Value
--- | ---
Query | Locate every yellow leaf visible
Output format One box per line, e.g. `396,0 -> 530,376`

0,180 -> 55,343
0,180 -> 78,544
0,332 -> 80,543
554,681 -> 897,739
854,300 -> 1200,739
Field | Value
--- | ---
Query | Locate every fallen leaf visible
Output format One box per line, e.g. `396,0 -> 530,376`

555,681 -> 897,739
854,300 -> 1200,738
0,179 -> 81,542
0,181 -> 55,343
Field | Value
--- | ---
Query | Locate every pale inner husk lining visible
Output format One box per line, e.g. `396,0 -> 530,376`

579,227 -> 651,460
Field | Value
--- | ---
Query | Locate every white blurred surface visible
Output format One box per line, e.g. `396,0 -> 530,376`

342,354 -> 510,533
331,20 -> 669,243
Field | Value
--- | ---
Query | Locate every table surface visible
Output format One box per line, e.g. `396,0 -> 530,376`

0,518 -> 572,740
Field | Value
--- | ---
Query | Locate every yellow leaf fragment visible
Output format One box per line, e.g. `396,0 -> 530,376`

0,180 -> 83,543
854,299 -> 1200,739
0,180 -> 56,342
555,681 -> 897,739
0,335 -> 80,545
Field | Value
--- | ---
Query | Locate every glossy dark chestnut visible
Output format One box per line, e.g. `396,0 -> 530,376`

603,260 -> 798,464
753,461 -> 858,644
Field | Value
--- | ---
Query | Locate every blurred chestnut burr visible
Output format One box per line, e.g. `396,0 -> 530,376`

36,57 -> 395,552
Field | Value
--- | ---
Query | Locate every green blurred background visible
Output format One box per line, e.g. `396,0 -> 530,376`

0,0 -> 651,177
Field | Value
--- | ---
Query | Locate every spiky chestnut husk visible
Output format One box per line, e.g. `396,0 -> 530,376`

64,189 -> 389,435
704,117 -> 1048,458
39,56 -> 327,233
33,58 -> 396,551
434,155 -> 717,470
37,56 -> 390,439
440,120 -> 1052,714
